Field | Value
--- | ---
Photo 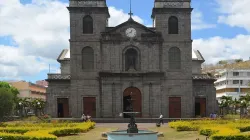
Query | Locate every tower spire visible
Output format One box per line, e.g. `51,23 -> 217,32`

128,0 -> 133,18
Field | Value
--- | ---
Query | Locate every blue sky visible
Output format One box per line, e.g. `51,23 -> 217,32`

1,0 -> 250,83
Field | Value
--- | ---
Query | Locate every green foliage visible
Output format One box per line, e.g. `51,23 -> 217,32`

199,128 -> 219,136
218,60 -> 228,65
0,132 -> 57,140
0,88 -> 14,119
211,134 -> 250,140
235,59 -> 243,63
0,127 -> 30,134
0,81 -> 19,96
0,122 -> 95,139
50,128 -> 82,136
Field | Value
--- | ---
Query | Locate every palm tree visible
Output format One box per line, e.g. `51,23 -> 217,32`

232,98 -> 240,115
31,99 -> 46,116
221,96 -> 233,115
239,93 -> 250,116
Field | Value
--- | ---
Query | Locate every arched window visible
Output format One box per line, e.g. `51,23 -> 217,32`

168,16 -> 178,34
82,47 -> 94,70
125,48 -> 139,71
83,15 -> 93,34
169,47 -> 181,69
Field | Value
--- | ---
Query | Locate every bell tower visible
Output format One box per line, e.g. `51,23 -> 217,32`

152,0 -> 192,39
67,0 -> 110,41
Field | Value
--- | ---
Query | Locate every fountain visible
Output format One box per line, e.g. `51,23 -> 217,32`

106,92 -> 158,140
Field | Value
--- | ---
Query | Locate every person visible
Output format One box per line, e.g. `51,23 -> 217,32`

86,114 -> 91,121
81,114 -> 86,122
119,113 -> 123,117
159,113 -> 164,125
210,112 -> 213,119
212,112 -> 217,119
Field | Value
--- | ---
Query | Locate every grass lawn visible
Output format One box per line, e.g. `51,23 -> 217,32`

58,124 -> 206,140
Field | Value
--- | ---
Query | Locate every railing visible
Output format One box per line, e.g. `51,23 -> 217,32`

192,74 -> 214,80
47,74 -> 70,80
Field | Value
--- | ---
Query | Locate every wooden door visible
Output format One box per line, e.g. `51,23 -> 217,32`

57,98 -> 69,118
200,98 -> 206,117
195,98 -> 206,117
83,97 -> 96,118
169,97 -> 181,118
123,87 -> 142,117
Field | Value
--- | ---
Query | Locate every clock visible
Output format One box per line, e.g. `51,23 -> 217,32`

126,28 -> 137,38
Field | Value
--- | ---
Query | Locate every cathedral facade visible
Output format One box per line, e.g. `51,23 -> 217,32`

46,0 -> 217,118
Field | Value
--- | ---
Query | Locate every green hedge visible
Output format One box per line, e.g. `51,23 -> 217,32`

50,128 -> 82,136
211,134 -> 250,140
176,125 -> 199,131
237,126 -> 250,132
0,133 -> 56,140
0,128 -> 30,134
199,128 -> 219,136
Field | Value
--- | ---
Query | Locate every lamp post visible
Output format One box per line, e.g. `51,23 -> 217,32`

19,102 -> 22,117
240,100 -> 244,119
218,100 -> 222,116
37,102 -> 40,116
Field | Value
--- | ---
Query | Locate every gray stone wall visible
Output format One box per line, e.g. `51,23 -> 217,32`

193,80 -> 217,116
46,81 -> 70,117
60,60 -> 70,74
192,60 -> 202,74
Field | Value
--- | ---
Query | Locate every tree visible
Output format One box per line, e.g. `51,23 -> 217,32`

31,99 -> 46,116
239,93 -> 250,115
0,82 -> 19,96
232,98 -> 240,114
0,88 -> 14,120
218,60 -> 228,65
221,96 -> 233,114
235,59 -> 243,63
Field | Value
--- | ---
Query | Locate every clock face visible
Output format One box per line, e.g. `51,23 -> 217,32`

126,28 -> 136,38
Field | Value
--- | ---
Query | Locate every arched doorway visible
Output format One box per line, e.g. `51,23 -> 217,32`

123,87 -> 142,118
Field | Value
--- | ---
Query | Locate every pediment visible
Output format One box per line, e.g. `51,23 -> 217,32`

101,18 -> 162,42
105,18 -> 156,34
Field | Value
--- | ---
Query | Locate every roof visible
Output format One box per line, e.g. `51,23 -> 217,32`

104,17 -> 156,34
57,49 -> 70,62
192,74 -> 215,81
192,50 -> 205,62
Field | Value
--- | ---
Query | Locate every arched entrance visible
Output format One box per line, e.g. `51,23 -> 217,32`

123,87 -> 142,118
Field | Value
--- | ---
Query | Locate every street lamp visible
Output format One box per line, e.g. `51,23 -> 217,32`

240,100 -> 244,119
19,102 -> 22,117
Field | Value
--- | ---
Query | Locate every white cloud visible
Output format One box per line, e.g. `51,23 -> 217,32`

192,10 -> 216,30
0,1 -> 145,80
108,6 -> 144,26
216,0 -> 250,32
0,45 -> 48,79
193,35 -> 250,64
0,0 -> 69,59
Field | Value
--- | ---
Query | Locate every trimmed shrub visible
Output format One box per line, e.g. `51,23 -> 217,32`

0,132 -> 57,140
211,134 -> 250,140
0,121 -> 96,139
199,128 -> 219,136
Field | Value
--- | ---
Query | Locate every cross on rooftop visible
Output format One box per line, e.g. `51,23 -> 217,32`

128,0 -> 133,18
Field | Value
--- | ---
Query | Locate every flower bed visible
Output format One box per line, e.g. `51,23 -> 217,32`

169,119 -> 250,140
0,121 -> 95,139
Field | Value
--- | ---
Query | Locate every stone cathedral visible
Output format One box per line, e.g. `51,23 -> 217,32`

46,0 -> 217,118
